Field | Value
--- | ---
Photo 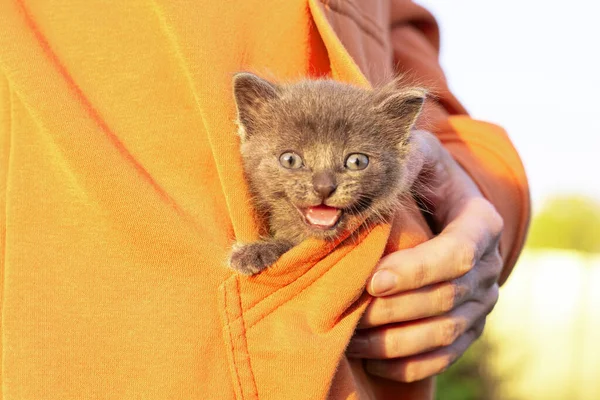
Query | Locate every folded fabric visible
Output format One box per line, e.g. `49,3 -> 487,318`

0,1 -> 528,399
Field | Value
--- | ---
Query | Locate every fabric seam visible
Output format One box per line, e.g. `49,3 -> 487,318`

234,277 -> 259,399
223,282 -> 245,400
221,277 -> 260,400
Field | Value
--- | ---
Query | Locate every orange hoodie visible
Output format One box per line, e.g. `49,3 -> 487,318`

0,1 -> 529,399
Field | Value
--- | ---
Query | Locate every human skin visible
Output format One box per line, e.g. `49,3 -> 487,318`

346,130 -> 504,382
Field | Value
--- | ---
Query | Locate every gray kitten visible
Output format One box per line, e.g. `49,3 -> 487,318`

229,73 -> 425,275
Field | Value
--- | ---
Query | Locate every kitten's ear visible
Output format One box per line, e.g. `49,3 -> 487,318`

233,73 -> 280,140
374,88 -> 427,137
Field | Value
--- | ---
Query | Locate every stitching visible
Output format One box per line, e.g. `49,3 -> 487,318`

1,75 -> 11,345
224,280 -> 245,400
235,278 -> 260,400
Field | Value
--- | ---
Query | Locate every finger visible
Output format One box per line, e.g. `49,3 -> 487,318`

368,197 -> 502,297
361,258 -> 501,329
347,300 -> 486,359
364,318 -> 487,383
359,275 -> 475,329
369,232 -> 478,296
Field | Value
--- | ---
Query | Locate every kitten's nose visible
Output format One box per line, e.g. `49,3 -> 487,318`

312,172 -> 337,199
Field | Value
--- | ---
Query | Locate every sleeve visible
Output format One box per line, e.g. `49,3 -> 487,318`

388,0 -> 531,284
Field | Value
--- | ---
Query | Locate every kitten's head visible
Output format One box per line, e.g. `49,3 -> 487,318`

233,73 -> 425,240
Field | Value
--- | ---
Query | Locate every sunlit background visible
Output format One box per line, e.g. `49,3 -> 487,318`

415,1 -> 600,399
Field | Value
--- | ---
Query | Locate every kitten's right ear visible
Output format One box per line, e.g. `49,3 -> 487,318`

233,73 -> 280,140
374,88 -> 427,137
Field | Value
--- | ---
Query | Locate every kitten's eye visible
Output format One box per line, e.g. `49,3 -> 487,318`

345,153 -> 369,170
279,152 -> 304,169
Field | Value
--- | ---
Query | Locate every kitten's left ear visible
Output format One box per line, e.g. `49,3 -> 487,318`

233,73 -> 280,141
374,88 -> 427,135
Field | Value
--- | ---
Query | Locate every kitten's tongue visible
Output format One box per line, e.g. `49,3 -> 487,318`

305,205 -> 341,228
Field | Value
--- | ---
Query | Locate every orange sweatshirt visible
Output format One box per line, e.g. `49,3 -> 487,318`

0,1 -> 529,399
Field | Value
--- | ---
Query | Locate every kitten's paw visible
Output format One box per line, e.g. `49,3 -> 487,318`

228,241 -> 292,275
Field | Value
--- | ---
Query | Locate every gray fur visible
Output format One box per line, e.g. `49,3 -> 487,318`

229,73 -> 425,275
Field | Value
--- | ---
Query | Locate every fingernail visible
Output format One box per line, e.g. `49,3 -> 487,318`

346,337 -> 369,357
370,269 -> 397,295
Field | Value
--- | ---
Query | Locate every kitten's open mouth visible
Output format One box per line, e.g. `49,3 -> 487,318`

301,205 -> 342,230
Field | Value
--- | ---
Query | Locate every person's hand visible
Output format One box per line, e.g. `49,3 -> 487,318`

346,130 -> 504,382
